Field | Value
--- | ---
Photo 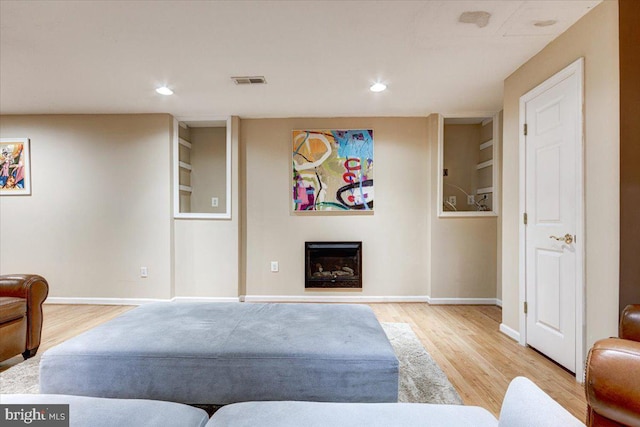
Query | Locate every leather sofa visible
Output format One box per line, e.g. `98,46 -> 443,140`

585,304 -> 640,427
0,274 -> 49,362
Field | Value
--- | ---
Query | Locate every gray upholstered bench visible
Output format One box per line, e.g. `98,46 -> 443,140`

40,302 -> 398,405
0,394 -> 209,427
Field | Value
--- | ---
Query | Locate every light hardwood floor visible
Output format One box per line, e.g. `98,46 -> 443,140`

0,303 -> 587,422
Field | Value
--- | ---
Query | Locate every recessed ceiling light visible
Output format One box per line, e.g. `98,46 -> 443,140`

534,20 -> 557,27
156,86 -> 174,96
370,82 -> 387,93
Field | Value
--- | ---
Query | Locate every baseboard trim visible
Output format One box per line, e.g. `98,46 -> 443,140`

495,299 -> 503,307
428,298 -> 500,305
46,296 -> 241,305
172,296 -> 240,303
499,323 -> 521,342
46,297 -> 167,306
243,295 -> 430,303
46,296 -> 502,305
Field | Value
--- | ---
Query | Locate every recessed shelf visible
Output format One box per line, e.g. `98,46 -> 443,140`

179,138 -> 192,149
179,161 -> 192,171
477,186 -> 493,194
179,185 -> 193,193
480,139 -> 494,150
476,159 -> 493,170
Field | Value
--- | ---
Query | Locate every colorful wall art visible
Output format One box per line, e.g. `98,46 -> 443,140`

292,130 -> 374,211
0,138 -> 31,196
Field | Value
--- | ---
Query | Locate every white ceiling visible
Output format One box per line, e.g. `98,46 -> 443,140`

0,0 -> 601,118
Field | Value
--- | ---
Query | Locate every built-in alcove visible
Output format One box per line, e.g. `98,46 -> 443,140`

438,114 -> 500,217
173,117 -> 231,219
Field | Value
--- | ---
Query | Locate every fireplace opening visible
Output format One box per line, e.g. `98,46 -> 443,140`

305,241 -> 362,289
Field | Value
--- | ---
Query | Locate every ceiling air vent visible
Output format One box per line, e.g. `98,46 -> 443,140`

231,76 -> 267,85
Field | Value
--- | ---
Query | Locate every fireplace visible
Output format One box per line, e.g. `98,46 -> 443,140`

305,241 -> 362,289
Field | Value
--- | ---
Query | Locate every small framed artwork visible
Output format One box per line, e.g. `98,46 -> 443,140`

0,138 -> 31,196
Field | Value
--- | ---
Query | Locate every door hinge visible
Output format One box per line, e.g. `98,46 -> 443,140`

524,301 -> 528,314
523,212 -> 528,225
524,123 -> 528,136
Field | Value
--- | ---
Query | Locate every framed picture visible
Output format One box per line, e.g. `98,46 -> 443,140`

292,129 -> 374,212
0,138 -> 31,196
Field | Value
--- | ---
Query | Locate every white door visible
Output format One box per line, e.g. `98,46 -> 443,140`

523,59 -> 583,373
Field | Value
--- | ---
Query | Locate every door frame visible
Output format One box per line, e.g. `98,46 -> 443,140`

518,57 -> 585,381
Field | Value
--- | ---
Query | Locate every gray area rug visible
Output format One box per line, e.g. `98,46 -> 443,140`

382,322 -> 462,405
0,323 -> 462,405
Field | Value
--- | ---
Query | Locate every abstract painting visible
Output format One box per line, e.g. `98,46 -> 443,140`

0,138 -> 31,196
292,130 -> 374,211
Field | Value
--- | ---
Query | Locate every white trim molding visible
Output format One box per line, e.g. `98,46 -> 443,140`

500,323 -> 521,342
243,295 -> 430,303
45,295 -> 504,305
172,297 -> 240,303
428,297 -> 501,305
45,297 -> 167,306
46,296 -> 241,305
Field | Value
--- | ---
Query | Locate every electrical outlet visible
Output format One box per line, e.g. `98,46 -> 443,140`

211,197 -> 219,207
140,267 -> 148,278
270,261 -> 279,272
448,196 -> 457,206
467,195 -> 475,205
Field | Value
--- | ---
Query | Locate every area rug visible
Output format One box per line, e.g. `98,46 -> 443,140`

0,323 -> 462,405
382,322 -> 462,405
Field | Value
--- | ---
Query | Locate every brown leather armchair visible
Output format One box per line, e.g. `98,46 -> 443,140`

0,274 -> 49,361
585,304 -> 640,427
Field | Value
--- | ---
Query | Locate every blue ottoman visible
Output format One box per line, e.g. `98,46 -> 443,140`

40,303 -> 398,404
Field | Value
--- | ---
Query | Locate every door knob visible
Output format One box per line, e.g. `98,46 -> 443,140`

549,233 -> 574,244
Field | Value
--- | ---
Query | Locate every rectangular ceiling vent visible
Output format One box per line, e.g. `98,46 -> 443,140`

231,76 -> 267,85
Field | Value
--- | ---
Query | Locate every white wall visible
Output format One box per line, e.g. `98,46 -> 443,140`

241,117 -> 432,298
1,114 -> 501,303
428,114 -> 499,302
190,127 -> 227,214
0,114 -> 173,299
173,117 -> 240,299
501,0 -> 619,348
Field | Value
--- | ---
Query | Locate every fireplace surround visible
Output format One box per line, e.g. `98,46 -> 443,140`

305,242 -> 362,289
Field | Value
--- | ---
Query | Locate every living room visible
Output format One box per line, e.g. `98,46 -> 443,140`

1,1 -> 638,426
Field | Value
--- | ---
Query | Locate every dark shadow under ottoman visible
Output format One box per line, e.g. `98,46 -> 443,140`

39,303 -> 399,405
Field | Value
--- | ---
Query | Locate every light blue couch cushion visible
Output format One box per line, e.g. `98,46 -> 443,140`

498,377 -> 585,427
0,394 -> 209,427
206,401 -> 498,427
40,303 -> 398,404
206,377 -> 584,427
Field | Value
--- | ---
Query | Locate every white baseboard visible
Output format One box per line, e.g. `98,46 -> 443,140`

243,295 -> 430,303
500,323 -> 521,342
428,297 -> 500,305
172,296 -> 240,303
495,299 -> 503,307
46,295 -> 499,306
46,297 -> 167,306
46,296 -> 240,305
